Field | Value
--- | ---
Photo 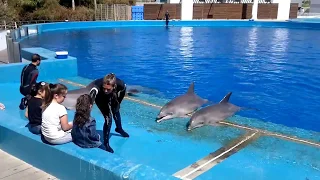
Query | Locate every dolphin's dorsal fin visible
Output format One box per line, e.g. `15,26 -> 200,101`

187,82 -> 195,94
219,92 -> 232,104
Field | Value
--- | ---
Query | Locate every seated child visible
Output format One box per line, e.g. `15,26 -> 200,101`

71,94 -> 106,150
25,81 -> 48,135
41,83 -> 73,145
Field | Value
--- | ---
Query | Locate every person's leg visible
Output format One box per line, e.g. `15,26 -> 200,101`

113,88 -> 129,137
97,103 -> 114,153
28,124 -> 41,135
19,86 -> 31,110
102,113 -> 114,153
45,132 -> 72,145
98,144 -> 106,150
113,111 -> 129,137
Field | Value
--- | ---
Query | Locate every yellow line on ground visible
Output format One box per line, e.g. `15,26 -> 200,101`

173,131 -> 260,179
58,78 -> 320,148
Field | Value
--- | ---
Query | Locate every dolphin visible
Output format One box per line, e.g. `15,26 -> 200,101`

62,80 -> 139,110
186,92 -> 258,131
155,82 -> 209,123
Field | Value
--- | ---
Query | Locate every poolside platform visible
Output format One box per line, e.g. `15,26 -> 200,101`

0,149 -> 56,180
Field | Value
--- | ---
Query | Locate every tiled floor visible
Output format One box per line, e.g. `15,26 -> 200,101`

0,149 -> 57,180
0,49 -> 8,64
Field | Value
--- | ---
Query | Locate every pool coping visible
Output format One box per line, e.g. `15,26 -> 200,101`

7,19 -> 320,43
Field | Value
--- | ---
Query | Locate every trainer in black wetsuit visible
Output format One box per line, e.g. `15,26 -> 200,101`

165,10 -> 170,26
89,73 -> 129,153
19,54 -> 41,110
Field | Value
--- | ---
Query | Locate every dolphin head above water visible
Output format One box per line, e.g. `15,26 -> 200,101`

156,103 -> 178,121
186,113 -> 205,131
156,82 -> 208,123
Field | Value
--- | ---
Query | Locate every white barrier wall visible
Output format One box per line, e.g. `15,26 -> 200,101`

273,0 -> 292,21
181,0 -> 193,20
252,0 -> 292,21
251,0 -> 259,20
0,31 -> 8,51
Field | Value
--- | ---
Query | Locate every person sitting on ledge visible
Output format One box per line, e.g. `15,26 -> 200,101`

89,73 -> 129,153
0,102 -> 5,110
71,94 -> 106,151
41,83 -> 73,145
19,54 -> 41,110
25,81 -> 49,135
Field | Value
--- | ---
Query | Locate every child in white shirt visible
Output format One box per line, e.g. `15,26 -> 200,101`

41,83 -> 73,145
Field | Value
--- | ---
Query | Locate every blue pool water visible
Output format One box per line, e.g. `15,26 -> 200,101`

20,26 -> 320,132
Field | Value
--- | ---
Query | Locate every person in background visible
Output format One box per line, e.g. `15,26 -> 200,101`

25,81 -> 49,135
89,73 -> 129,153
19,54 -> 41,110
41,83 -> 73,145
165,10 -> 170,26
0,103 -> 5,110
71,94 -> 106,151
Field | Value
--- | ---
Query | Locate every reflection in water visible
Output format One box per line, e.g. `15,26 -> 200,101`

179,27 -> 194,71
179,27 -> 194,58
270,28 -> 289,54
246,27 -> 258,57
266,28 -> 289,72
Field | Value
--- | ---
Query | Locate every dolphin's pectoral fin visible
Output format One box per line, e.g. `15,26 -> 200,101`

186,108 -> 199,117
65,106 -> 75,110
208,120 -> 222,127
181,114 -> 192,118
127,89 -> 140,95
126,92 -> 138,96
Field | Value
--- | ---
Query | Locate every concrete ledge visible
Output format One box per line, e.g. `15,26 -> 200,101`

0,111 -> 177,180
0,47 -> 78,83
21,47 -> 75,61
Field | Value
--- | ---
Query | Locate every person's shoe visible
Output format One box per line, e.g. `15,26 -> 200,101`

19,98 -> 27,110
104,143 -> 114,153
115,128 -> 129,138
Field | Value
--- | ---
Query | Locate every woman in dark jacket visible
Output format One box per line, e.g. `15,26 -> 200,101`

71,94 -> 105,150
89,73 -> 129,153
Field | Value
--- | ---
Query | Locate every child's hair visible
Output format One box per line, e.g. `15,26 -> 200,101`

30,81 -> 49,97
42,83 -> 68,111
73,94 -> 93,127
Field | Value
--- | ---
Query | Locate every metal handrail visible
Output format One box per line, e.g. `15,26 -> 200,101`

0,20 -> 86,30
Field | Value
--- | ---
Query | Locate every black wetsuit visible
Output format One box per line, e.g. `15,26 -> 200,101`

19,63 -> 39,110
165,12 -> 170,26
89,77 -> 129,153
